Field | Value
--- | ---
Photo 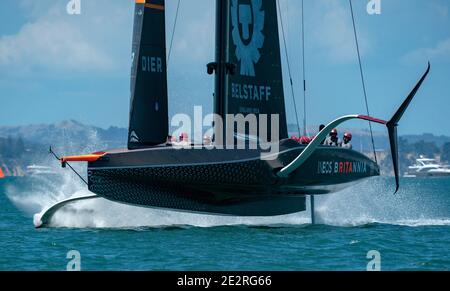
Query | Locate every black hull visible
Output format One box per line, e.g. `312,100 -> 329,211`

87,139 -> 379,216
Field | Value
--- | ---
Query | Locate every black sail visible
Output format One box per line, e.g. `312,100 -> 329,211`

128,0 -> 168,149
215,0 -> 288,142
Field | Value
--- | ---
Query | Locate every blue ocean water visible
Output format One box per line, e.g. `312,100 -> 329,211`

0,175 -> 449,271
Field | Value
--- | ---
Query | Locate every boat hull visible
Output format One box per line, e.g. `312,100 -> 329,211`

87,140 -> 380,216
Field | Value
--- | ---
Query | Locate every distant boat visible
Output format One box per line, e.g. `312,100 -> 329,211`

404,156 -> 450,177
0,167 -> 5,179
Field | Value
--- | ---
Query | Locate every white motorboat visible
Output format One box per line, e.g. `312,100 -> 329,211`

404,156 -> 450,177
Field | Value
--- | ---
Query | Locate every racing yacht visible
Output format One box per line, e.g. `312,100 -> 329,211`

37,0 -> 430,227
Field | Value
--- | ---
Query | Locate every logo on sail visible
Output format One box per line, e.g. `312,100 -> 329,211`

130,131 -> 140,143
231,0 -> 265,77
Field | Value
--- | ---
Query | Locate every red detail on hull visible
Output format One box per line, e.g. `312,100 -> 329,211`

357,115 -> 387,125
291,136 -> 312,144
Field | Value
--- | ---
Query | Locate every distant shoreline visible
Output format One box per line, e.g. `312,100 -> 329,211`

1,120 -> 449,177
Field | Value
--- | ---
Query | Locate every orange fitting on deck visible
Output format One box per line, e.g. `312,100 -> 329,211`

60,152 -> 106,164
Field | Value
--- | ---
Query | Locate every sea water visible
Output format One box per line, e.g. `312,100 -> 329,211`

0,173 -> 449,271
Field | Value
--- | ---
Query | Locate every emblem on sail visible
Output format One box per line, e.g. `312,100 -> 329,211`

130,131 -> 140,143
231,0 -> 265,77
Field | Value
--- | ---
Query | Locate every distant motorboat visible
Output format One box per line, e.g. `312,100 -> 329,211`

404,156 -> 450,177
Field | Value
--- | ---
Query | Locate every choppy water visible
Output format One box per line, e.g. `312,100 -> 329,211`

1,173 -> 449,271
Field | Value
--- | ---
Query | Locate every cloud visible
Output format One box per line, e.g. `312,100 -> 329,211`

427,1 -> 449,18
0,0 -> 370,76
309,0 -> 371,63
0,19 -> 113,73
0,0 -> 133,75
168,0 -> 215,66
402,39 -> 450,64
276,0 -> 372,63
0,0 -> 216,77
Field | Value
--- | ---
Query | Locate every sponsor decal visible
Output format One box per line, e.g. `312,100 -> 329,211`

231,83 -> 271,102
317,161 -> 367,175
231,0 -> 265,77
141,56 -> 163,73
130,131 -> 140,143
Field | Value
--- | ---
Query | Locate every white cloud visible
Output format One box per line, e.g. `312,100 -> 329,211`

276,0 -> 372,64
427,1 -> 449,18
169,0 -> 215,64
309,0 -> 371,63
0,0 -> 133,75
402,39 -> 450,64
0,0 -> 215,76
0,0 -> 371,77
0,19 -> 112,72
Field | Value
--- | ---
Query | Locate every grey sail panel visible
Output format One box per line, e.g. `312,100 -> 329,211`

221,0 -> 288,140
128,0 -> 168,149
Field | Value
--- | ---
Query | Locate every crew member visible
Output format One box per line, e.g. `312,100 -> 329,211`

325,129 -> 340,146
203,135 -> 212,146
341,132 -> 353,150
179,132 -> 189,143
166,135 -> 176,146
174,132 -> 190,147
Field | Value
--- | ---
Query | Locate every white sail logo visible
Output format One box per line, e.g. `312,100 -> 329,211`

130,131 -> 140,143
231,0 -> 265,77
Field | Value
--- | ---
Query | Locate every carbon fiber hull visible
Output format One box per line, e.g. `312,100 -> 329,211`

87,139 -> 380,216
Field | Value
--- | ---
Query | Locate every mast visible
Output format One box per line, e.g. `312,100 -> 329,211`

301,0 -> 308,137
214,0 -> 231,125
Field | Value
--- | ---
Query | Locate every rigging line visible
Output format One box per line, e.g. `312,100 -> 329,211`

167,0 -> 181,67
277,0 -> 301,136
349,0 -> 378,163
301,0 -> 307,137
49,147 -> 88,186
285,0 -> 291,56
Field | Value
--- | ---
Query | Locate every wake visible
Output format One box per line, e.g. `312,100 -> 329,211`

5,167 -> 450,229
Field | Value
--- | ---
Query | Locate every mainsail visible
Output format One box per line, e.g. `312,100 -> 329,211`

214,0 -> 288,141
128,0 -> 168,149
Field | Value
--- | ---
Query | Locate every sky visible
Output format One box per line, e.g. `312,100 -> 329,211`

0,0 -> 449,136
